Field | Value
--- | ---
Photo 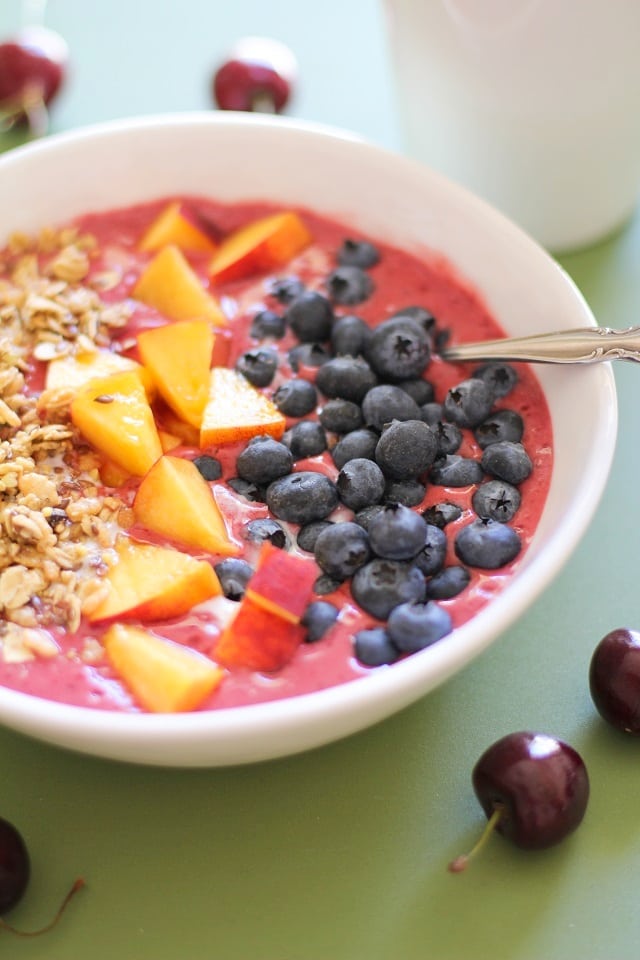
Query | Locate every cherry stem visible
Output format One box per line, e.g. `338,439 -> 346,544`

0,877 -> 85,937
448,804 -> 505,873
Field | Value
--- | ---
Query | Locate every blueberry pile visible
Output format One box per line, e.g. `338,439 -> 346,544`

218,238 -> 533,668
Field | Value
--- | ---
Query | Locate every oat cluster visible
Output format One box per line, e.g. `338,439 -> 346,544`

0,227 -> 132,663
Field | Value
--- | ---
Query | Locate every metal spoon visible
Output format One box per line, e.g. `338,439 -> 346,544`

440,325 -> 640,365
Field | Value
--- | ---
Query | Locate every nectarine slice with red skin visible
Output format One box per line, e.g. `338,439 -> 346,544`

46,348 -> 155,398
215,595 -> 305,672
208,210 -> 312,284
133,455 -> 240,557
200,367 -> 286,447
138,201 -> 219,255
245,541 -> 318,624
70,370 -> 163,477
133,244 -> 227,325
104,623 -> 225,712
137,319 -> 214,428
88,538 -> 221,624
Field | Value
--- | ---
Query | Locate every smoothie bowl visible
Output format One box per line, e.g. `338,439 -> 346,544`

0,113 -> 617,766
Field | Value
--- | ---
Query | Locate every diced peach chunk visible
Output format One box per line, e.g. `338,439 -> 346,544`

209,211 -> 312,284
70,370 -> 163,477
153,402 -> 201,448
200,367 -> 286,447
215,595 -> 305,672
137,319 -> 214,428
104,623 -> 224,712
133,455 -> 240,557
88,538 -> 221,623
245,541 -> 317,624
138,201 -> 218,255
46,348 -> 155,398
133,244 -> 226,325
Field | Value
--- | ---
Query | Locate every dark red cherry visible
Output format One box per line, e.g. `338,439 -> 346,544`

212,37 -> 296,113
0,817 -> 29,915
589,627 -> 640,734
0,26 -> 68,134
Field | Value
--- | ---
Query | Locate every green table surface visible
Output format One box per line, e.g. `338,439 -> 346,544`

2,2 -> 640,958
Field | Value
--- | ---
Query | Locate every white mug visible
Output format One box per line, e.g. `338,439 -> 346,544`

385,0 -> 640,252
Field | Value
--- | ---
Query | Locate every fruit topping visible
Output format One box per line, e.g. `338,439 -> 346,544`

244,540 -> 317,623
200,367 -> 286,446
208,210 -> 312,284
137,201 -> 219,254
137,319 -> 214,428
133,245 -> 226,325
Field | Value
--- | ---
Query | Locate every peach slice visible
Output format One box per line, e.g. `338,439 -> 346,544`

209,210 -> 312,284
133,455 -> 240,557
153,402 -> 201,448
88,537 -> 221,623
70,370 -> 163,477
214,595 -> 305,672
137,201 -> 218,255
133,244 -> 227,325
245,541 -> 317,624
200,367 -> 286,447
137,319 -> 214,428
104,623 -> 224,712
46,348 -> 155,398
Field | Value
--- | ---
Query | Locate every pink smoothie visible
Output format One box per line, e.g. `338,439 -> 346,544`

0,198 -> 553,712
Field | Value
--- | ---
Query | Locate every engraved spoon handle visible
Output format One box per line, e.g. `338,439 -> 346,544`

440,326 -> 640,365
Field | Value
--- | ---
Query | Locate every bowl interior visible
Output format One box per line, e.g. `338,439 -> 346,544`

0,113 -> 618,766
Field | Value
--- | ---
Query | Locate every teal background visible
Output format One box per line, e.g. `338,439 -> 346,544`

2,2 -> 640,958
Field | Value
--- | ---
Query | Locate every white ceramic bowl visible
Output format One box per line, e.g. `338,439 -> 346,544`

0,113 -> 617,766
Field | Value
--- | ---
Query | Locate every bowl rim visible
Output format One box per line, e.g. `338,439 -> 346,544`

0,111 -> 619,764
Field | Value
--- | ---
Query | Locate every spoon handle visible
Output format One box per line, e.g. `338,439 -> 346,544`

440,325 -> 640,365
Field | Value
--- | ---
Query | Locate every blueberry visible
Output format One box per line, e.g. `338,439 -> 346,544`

331,314 -> 372,357
269,274 -> 305,304
443,378 -> 494,428
384,479 -> 426,507
354,627 -> 399,666
337,238 -> 380,269
361,384 -> 422,432
314,521 -> 371,580
421,402 -> 444,425
429,454 -> 484,487
302,600 -> 339,643
314,573 -> 343,595
398,378 -> 434,406
315,356 -> 378,403
351,558 -> 426,620
236,435 -> 293,485
353,504 -> 386,531
375,419 -> 439,480
455,519 -> 522,569
414,523 -> 448,576
319,398 -> 363,434
387,600 -> 452,653
481,441 -> 532,484
434,421 -> 462,456
250,309 -> 286,340
472,362 -> 518,398
192,455 -> 222,481
365,316 -> 431,381
367,502 -> 428,560
236,348 -> 278,387
286,291 -> 334,342
472,480 -> 521,522
214,558 -> 254,601
227,477 -> 265,502
337,457 -> 386,511
331,428 -> 379,470
283,420 -> 327,459
474,409 -> 524,449
266,471 -> 338,524
273,378 -> 318,418
288,343 -> 332,371
326,266 -> 374,305
421,502 -> 463,528
425,565 -> 470,599
244,518 -> 289,549
297,520 -> 334,552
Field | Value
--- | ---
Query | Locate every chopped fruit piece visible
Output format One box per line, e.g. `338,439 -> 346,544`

215,594 -> 305,672
138,201 -> 219,254
88,538 -> 221,623
133,244 -> 227,325
99,459 -> 130,488
153,402 -> 201,447
137,319 -> 214,428
46,348 -> 155,398
158,429 -> 182,452
200,367 -> 286,447
245,541 -> 317,624
209,211 -> 312,284
70,370 -> 163,477
104,623 -> 224,712
133,455 -> 240,557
